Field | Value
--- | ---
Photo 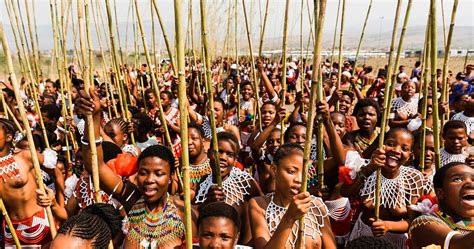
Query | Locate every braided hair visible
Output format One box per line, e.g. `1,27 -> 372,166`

105,118 -> 129,134
57,203 -> 122,248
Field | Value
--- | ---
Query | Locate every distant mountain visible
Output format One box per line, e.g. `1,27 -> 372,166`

261,26 -> 473,51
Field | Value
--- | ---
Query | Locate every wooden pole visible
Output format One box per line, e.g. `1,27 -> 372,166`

23,0 -> 41,82
104,0 -> 127,120
152,0 -> 177,75
299,0 -> 305,107
278,0 -> 291,143
354,0 -> 373,66
0,198 -> 22,248
9,0 -> 50,149
429,0 -> 441,170
440,0 -> 447,48
90,0 -> 116,118
133,0 -> 173,151
151,0 -> 157,67
200,0 -> 222,187
440,0 -> 459,128
391,0 -> 414,90
78,0 -> 102,203
50,0 -> 73,169
31,0 -> 42,78
241,0 -> 262,131
0,19 -> 57,238
258,0 -> 270,58
375,0 -> 403,220
173,0 -> 192,247
420,16 -> 431,174
336,0 -> 346,105
12,0 -> 35,79
296,1 -> 327,248
330,0 -> 341,66
112,0 -> 124,66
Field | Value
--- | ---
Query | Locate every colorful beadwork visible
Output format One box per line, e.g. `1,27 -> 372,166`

190,158 -> 212,184
0,152 -> 20,182
126,194 -> 185,248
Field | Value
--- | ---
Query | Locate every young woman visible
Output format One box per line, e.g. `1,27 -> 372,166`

103,118 -> 140,156
412,130 -> 436,196
342,128 -> 424,248
249,143 -> 336,249
409,162 -> 474,249
389,81 -> 418,128
342,98 -> 380,157
76,89 -> 197,248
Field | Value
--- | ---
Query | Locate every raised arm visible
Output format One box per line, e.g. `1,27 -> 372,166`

258,61 -> 280,105
76,89 -> 135,204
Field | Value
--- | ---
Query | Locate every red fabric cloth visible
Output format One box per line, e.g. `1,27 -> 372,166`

3,208 -> 57,246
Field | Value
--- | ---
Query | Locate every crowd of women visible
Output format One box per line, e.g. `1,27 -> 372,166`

0,57 -> 473,248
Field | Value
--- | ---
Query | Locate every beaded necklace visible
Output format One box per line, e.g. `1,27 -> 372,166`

0,152 -> 20,182
436,211 -> 474,232
353,130 -> 378,155
126,194 -> 185,249
190,158 -> 212,184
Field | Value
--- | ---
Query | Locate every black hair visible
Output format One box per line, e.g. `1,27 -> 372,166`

138,145 -> 175,175
240,81 -> 253,90
132,112 -> 153,133
345,236 -> 396,249
40,104 -> 61,121
214,97 -> 225,108
53,79 -> 61,89
0,118 -> 16,136
188,122 -> 205,138
102,141 -> 122,163
71,78 -> 84,89
273,143 -> 304,166
211,132 -> 240,155
353,98 -> 381,118
105,118 -> 129,135
384,127 -> 413,145
161,90 -> 173,100
442,120 -> 467,136
433,162 -> 468,189
3,88 -> 14,98
413,129 -> 434,146
144,88 -> 155,97
197,202 -> 241,232
283,123 -> 306,142
341,90 -> 354,102
57,203 -> 122,248
330,112 -> 347,122
453,93 -> 468,103
57,155 -> 68,171
261,101 -> 277,111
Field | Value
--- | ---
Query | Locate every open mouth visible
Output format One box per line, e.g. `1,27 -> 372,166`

461,193 -> 474,207
290,186 -> 301,195
386,155 -> 400,167
143,188 -> 157,197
